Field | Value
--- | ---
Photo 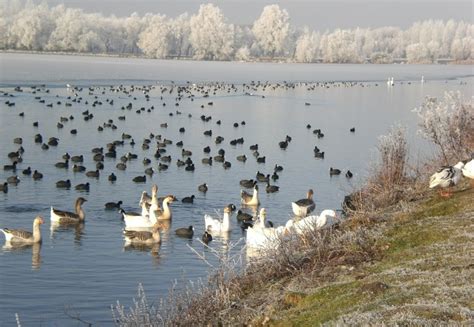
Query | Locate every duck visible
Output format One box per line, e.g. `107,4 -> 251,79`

204,205 -> 234,232
1,216 -> 44,244
175,226 -> 194,238
105,200 -> 122,210
133,175 -> 146,183
0,182 -> 8,193
346,170 -> 353,178
86,170 -> 100,178
285,209 -> 337,234
123,195 -> 175,228
119,201 -> 149,225
55,160 -> 69,169
266,181 -> 279,193
429,162 -> 464,197
181,195 -> 195,204
240,179 -> 256,188
236,210 -> 253,222
56,179 -> 71,188
241,185 -> 260,206
75,182 -> 90,191
198,183 -> 208,193
108,173 -> 117,182
22,167 -> 31,175
292,189 -> 316,216
123,224 -> 161,244
236,154 -> 247,162
4,161 -> 18,171
32,170 -> 43,180
202,231 -> 213,244
330,167 -> 341,176
50,197 -> 87,224
73,164 -> 86,173
256,171 -> 270,183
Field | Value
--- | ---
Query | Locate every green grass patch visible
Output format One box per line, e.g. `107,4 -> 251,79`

272,281 -> 366,326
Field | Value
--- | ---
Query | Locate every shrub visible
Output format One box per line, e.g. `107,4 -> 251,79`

414,91 -> 473,163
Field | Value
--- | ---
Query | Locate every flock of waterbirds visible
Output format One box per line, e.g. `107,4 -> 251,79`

1,80 -> 367,252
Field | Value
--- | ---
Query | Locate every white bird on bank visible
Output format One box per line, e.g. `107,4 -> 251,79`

246,208 -> 286,248
429,161 -> 464,197
286,209 -> 338,234
462,158 -> 474,185
1,216 -> 44,244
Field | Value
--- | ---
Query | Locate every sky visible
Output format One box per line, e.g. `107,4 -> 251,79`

46,0 -> 472,30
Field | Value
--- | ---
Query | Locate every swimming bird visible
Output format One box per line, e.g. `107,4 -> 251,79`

346,170 -> 353,178
22,167 -> 31,175
181,195 -> 195,203
202,231 -> 212,244
1,216 -> 44,244
123,224 -> 161,244
429,162 -> 464,197
105,201 -> 122,210
204,206 -> 234,232
198,183 -> 208,193
236,210 -> 253,222
330,167 -> 341,176
133,175 -> 146,183
0,182 -> 7,193
292,189 -> 316,216
108,173 -> 117,182
32,170 -> 43,180
4,161 -> 17,171
50,197 -> 87,224
256,171 -> 269,183
86,170 -> 99,178
56,179 -> 71,188
175,226 -> 194,238
240,179 -> 256,188
241,185 -> 260,206
246,208 -> 285,248
75,182 -> 90,191
266,181 -> 279,193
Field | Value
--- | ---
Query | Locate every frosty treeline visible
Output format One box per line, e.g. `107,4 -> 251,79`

2,1 -> 473,63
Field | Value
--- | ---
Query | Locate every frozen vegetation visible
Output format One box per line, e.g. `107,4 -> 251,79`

1,1 -> 473,63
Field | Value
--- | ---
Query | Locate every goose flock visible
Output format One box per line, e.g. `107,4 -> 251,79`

1,80 -> 473,256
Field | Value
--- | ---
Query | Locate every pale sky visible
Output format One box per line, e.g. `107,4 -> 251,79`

46,0 -> 472,30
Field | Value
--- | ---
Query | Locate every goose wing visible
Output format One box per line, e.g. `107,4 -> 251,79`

240,190 -> 252,202
429,166 -> 454,188
293,198 -> 314,207
123,230 -> 153,241
52,208 -> 80,219
3,228 -> 33,240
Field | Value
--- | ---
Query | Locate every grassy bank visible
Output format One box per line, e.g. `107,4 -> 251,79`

267,184 -> 473,326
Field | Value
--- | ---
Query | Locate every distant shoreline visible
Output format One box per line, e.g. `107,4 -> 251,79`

2,50 -> 472,65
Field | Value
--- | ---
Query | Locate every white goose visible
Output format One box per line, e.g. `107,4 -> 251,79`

241,185 -> 260,206
429,161 -> 464,197
204,206 -> 234,232
246,208 -> 286,248
292,189 -> 316,217
1,216 -> 44,244
51,197 -> 87,224
122,195 -> 176,228
462,159 -> 474,184
285,209 -> 337,234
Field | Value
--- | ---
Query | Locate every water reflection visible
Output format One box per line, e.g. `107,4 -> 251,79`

2,242 -> 42,270
123,242 -> 161,265
50,222 -> 85,245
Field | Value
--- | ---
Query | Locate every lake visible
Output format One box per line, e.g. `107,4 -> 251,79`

0,53 -> 472,325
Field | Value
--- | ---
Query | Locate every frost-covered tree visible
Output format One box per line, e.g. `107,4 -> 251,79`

169,13 -> 191,58
138,14 -> 171,59
252,4 -> 290,58
189,4 -> 234,60
294,28 -> 320,62
323,29 -> 362,63
406,43 -> 431,63
9,1 -> 55,50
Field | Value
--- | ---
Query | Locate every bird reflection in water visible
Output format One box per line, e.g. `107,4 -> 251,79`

123,242 -> 161,265
50,222 -> 85,245
2,242 -> 42,270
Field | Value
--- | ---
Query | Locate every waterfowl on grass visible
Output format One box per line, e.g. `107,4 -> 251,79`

204,206 -> 234,232
1,216 -> 44,244
175,226 -> 194,238
50,197 -> 87,224
429,162 -> 464,197
292,189 -> 316,217
241,185 -> 260,206
462,158 -> 474,183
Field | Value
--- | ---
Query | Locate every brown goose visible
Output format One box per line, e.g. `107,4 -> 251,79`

1,216 -> 44,243
292,189 -> 316,217
50,197 -> 87,224
123,224 -> 161,244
